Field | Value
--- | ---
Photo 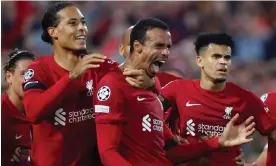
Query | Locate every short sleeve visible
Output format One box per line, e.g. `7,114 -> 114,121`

161,80 -> 181,104
249,92 -> 276,135
23,60 -> 48,92
261,93 -> 276,117
94,74 -> 126,124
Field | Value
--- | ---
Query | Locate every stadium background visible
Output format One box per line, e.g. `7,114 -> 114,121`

1,1 -> 276,163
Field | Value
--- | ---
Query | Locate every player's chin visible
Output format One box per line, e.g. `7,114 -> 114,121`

76,44 -> 86,50
73,40 -> 86,49
214,77 -> 227,83
73,47 -> 88,56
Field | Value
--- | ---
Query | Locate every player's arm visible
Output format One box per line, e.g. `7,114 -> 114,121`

23,66 -> 81,124
95,78 -> 132,166
123,69 -> 161,94
163,124 -> 181,151
96,60 -> 160,93
252,144 -> 267,166
250,93 -> 276,141
160,80 -> 181,111
166,114 -> 256,165
24,54 -> 105,124
96,123 -> 131,166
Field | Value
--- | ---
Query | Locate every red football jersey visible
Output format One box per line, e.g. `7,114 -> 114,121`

1,93 -> 32,166
95,68 -> 172,166
260,92 -> 276,166
23,56 -> 118,166
157,72 -> 181,87
157,72 -> 181,134
161,79 -> 276,166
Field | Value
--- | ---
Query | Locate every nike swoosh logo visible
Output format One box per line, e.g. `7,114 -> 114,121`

186,101 -> 201,107
137,96 -> 146,101
15,134 -> 23,140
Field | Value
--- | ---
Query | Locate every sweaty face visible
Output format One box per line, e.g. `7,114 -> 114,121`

138,28 -> 172,78
10,60 -> 33,98
54,6 -> 88,52
197,43 -> 232,83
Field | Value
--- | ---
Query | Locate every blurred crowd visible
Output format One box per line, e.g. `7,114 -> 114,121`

1,1 -> 276,163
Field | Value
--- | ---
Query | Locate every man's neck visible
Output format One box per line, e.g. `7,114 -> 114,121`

53,46 -> 80,71
7,89 -> 24,114
200,74 -> 226,91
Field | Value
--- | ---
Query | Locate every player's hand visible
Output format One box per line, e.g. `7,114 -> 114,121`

123,68 -> 155,89
234,149 -> 246,166
174,135 -> 189,144
69,54 -> 106,80
218,114 -> 256,148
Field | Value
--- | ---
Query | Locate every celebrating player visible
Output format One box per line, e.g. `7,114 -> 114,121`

119,26 -> 182,87
23,2 -> 157,166
161,33 -> 276,166
118,27 -> 250,166
119,25 -> 181,136
95,18 -> 256,166
2,49 -> 36,166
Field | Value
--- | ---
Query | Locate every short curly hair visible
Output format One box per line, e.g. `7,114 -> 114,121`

194,32 -> 234,55
41,2 -> 74,44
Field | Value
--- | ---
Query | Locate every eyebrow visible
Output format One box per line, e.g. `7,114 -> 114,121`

212,53 -> 223,56
68,17 -> 85,21
212,53 -> 231,57
155,42 -> 171,48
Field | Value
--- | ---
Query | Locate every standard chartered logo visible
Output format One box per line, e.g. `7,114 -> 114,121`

54,108 -> 66,126
198,124 -> 225,136
142,114 -> 151,132
142,114 -> 163,132
11,147 -> 21,162
68,108 -> 94,123
186,119 -> 195,136
186,119 -> 225,136
54,108 -> 95,126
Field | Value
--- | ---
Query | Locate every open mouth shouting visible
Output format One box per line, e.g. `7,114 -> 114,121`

150,59 -> 166,76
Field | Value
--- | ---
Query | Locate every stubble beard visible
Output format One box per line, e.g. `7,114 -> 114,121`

73,48 -> 88,56
214,78 -> 227,84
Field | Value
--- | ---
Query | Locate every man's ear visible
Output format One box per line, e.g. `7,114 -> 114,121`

133,40 -> 142,54
5,71 -> 12,84
119,44 -> 124,57
48,27 -> 58,40
196,56 -> 203,68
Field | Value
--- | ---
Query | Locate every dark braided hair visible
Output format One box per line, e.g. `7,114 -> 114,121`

3,48 -> 36,74
41,2 -> 74,44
